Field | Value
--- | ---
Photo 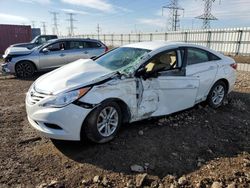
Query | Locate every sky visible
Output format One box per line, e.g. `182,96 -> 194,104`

0,0 -> 250,36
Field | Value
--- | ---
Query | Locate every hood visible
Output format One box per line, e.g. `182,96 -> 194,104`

3,47 -> 33,58
34,59 -> 115,95
11,42 -> 33,47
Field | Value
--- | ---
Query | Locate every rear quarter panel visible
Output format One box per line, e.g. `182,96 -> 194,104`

211,56 -> 236,93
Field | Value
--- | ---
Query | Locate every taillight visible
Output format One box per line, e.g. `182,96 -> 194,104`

230,63 -> 237,70
105,46 -> 109,52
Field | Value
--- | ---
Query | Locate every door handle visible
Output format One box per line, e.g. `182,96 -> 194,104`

60,54 -> 65,57
84,51 -> 88,54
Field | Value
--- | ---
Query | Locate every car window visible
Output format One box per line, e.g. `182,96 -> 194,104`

187,48 -> 209,65
46,42 -> 66,51
49,36 -> 57,40
85,41 -> 101,48
145,50 -> 178,73
209,53 -> 221,61
38,37 -> 47,44
69,41 -> 84,49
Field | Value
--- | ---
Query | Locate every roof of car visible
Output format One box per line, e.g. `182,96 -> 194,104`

123,41 -> 224,59
123,41 -> 206,51
53,38 -> 102,42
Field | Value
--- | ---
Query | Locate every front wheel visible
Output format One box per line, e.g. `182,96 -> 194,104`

207,81 -> 227,108
84,101 -> 122,143
15,61 -> 35,78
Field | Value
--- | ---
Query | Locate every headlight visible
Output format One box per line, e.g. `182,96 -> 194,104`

41,87 -> 91,108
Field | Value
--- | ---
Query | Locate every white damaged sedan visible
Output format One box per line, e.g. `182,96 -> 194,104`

26,41 -> 237,143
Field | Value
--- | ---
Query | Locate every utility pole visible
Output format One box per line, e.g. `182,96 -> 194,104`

97,24 -> 101,39
66,13 -> 77,36
41,22 -> 46,35
31,21 -> 35,28
196,0 -> 219,29
162,0 -> 184,31
50,11 -> 59,35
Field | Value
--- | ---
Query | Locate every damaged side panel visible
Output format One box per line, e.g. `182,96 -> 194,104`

80,77 -> 138,121
80,76 -> 161,122
136,78 -> 159,119
79,74 -> 199,123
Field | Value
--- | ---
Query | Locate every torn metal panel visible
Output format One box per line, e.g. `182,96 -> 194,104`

80,78 -> 139,121
137,78 -> 159,118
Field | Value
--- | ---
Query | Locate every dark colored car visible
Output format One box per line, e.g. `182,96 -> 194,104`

11,35 -> 58,49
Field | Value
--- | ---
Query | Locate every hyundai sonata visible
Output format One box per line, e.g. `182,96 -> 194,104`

26,41 -> 237,143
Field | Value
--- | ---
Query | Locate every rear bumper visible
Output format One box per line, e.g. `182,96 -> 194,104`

228,72 -> 236,93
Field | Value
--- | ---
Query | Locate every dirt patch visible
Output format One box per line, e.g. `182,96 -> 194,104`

0,72 -> 249,188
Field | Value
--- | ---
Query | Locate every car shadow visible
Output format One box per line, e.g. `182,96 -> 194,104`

19,71 -> 49,81
52,91 -> 250,178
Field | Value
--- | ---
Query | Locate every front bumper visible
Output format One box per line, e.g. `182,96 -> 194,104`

1,62 -> 15,74
26,98 -> 92,141
1,63 -> 11,73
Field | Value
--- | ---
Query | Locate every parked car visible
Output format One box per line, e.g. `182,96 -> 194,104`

10,35 -> 58,49
26,41 -> 237,143
2,38 -> 108,78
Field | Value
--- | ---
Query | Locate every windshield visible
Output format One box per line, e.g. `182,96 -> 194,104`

95,47 -> 150,73
30,36 -> 39,43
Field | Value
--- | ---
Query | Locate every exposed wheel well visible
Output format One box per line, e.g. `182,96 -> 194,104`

15,60 -> 37,71
80,98 -> 131,140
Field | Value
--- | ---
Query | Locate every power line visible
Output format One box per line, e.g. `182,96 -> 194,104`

162,0 -> 184,31
50,11 -> 59,35
196,0 -> 219,29
66,13 -> 77,36
41,22 -> 47,35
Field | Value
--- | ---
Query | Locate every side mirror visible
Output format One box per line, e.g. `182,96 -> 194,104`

35,40 -> 39,44
135,67 -> 146,77
42,48 -> 49,53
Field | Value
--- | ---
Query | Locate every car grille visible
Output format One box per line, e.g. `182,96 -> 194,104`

27,89 -> 47,105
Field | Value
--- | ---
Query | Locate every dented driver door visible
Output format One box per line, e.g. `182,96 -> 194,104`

135,48 -> 199,119
136,72 -> 199,119
136,78 -> 159,118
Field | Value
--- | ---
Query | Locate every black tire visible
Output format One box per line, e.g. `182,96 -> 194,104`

207,81 -> 227,109
84,101 -> 122,143
15,61 -> 35,78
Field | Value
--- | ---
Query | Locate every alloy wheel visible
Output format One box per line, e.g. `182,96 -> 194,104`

96,106 -> 119,137
16,62 -> 34,78
211,85 -> 225,105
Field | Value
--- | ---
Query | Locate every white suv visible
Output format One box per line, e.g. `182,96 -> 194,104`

26,42 -> 237,143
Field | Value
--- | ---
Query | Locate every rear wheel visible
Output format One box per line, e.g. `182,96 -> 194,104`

207,81 -> 227,108
15,61 -> 35,78
84,101 -> 122,143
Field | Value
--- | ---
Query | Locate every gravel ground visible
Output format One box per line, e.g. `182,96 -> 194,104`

0,71 -> 249,188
